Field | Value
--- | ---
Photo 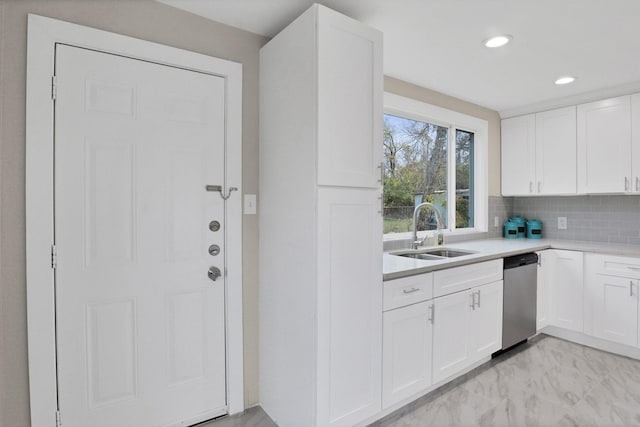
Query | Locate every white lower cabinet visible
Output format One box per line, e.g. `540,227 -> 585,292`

536,250 -> 548,330
547,250 -> 584,332
584,253 -> 640,347
382,301 -> 433,408
588,275 -> 638,346
469,281 -> 504,361
432,280 -> 503,384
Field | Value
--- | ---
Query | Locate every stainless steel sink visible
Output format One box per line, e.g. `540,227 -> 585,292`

420,249 -> 475,258
391,247 -> 476,260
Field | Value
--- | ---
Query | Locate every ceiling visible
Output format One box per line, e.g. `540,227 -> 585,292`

158,0 -> 640,116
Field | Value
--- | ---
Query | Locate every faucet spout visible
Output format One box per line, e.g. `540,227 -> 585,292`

412,202 -> 445,249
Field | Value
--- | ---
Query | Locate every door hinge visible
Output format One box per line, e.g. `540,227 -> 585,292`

51,76 -> 57,100
56,410 -> 62,427
51,244 -> 58,269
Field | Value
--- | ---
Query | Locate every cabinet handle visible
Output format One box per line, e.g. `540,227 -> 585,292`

470,292 -> 476,310
537,181 -> 541,193
428,304 -> 434,324
529,181 -> 533,193
377,162 -> 384,184
476,290 -> 481,308
631,281 -> 635,297
626,266 -> 640,271
625,177 -> 630,191
636,177 -> 639,192
378,194 -> 383,215
403,287 -> 420,294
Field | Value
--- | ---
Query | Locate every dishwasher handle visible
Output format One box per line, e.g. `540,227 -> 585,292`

504,252 -> 538,269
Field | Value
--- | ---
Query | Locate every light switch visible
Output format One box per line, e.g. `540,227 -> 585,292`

244,194 -> 257,215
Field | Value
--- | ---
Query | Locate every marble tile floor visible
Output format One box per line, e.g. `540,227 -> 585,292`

195,406 -> 277,427
370,334 -> 640,427
198,335 -> 640,427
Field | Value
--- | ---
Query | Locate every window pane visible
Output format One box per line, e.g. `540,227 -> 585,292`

455,129 -> 474,228
383,114 -> 448,234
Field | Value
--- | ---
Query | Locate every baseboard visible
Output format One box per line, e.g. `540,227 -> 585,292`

541,326 -> 640,361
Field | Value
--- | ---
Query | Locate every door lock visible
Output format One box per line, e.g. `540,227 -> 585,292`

208,244 -> 221,256
209,220 -> 221,232
208,266 -> 222,281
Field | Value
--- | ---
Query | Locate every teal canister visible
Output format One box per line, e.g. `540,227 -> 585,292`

504,221 -> 518,239
527,219 -> 543,239
510,216 -> 527,238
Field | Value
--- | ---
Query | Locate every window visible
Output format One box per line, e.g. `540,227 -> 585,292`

383,93 -> 488,239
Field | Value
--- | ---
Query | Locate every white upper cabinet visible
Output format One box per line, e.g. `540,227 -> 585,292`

317,6 -> 383,188
577,95 -> 632,194
501,114 -> 536,195
535,106 -> 577,194
501,106 -> 576,196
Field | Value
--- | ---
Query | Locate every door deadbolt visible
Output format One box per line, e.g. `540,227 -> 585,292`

208,244 -> 221,256
208,266 -> 222,281
209,220 -> 221,232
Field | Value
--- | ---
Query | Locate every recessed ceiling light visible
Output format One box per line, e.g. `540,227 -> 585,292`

555,76 -> 576,85
483,35 -> 511,48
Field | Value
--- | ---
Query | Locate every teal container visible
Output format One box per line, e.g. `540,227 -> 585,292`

510,216 -> 527,238
527,219 -> 543,239
504,221 -> 518,239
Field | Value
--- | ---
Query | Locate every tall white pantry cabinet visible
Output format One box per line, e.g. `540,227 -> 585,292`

259,5 -> 383,427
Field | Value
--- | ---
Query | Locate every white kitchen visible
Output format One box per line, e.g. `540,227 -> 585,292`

2,1 -> 640,427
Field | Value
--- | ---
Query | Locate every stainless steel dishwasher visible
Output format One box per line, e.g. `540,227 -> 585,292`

501,252 -> 538,351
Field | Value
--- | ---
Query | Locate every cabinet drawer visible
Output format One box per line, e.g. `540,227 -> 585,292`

433,259 -> 503,297
587,253 -> 640,279
383,273 -> 433,311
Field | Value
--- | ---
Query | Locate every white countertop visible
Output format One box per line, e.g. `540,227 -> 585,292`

383,238 -> 640,281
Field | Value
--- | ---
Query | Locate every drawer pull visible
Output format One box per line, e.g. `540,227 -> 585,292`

403,287 -> 420,294
626,266 -> 640,271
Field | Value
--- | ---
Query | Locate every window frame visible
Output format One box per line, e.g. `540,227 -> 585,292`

383,92 -> 488,241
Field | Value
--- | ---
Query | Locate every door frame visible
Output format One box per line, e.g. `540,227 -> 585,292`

26,15 -> 244,427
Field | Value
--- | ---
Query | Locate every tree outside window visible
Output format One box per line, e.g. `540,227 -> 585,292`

383,114 -> 474,235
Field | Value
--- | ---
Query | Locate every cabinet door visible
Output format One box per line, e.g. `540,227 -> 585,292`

577,95 -> 632,193
317,188 -> 382,427
469,281 -> 503,362
536,251 -> 548,330
632,93 -> 640,193
382,301 -> 433,408
501,114 -> 536,196
548,250 -> 584,332
432,290 -> 472,384
589,275 -> 638,347
535,106 -> 577,195
317,6 -> 383,188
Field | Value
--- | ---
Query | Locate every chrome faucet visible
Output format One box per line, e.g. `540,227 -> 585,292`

412,202 -> 446,249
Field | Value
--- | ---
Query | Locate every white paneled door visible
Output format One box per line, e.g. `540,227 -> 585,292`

54,45 -> 227,427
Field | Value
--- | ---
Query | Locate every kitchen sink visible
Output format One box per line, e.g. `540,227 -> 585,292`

420,249 -> 476,258
391,247 -> 476,260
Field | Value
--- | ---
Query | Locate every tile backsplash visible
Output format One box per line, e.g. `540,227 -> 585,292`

512,195 -> 640,245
